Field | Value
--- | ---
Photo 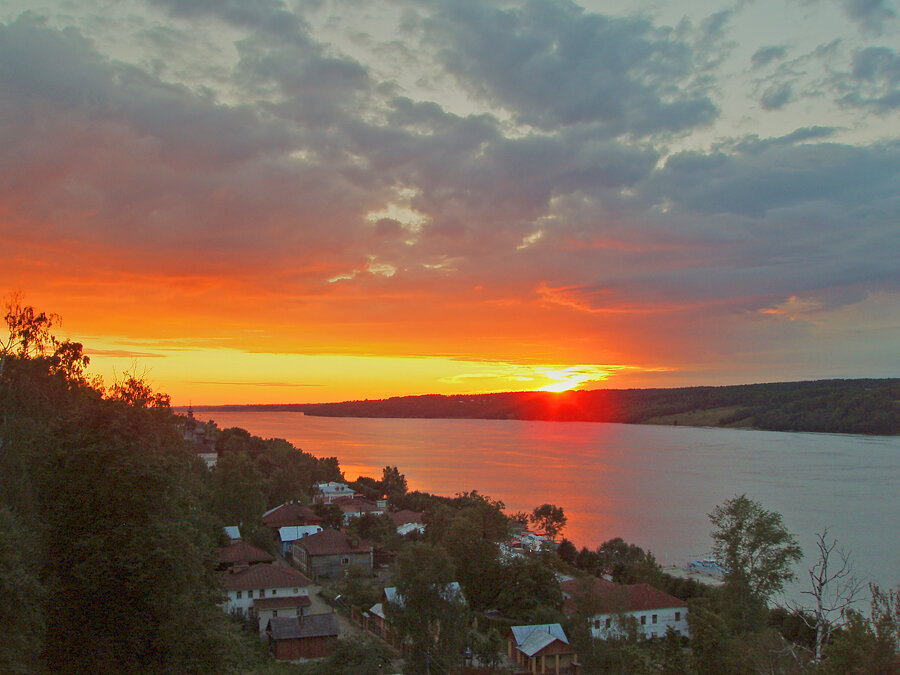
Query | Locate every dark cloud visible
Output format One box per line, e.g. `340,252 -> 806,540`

760,82 -> 794,109
833,45 -> 900,111
842,0 -> 896,33
752,45 -> 789,68
417,0 -> 717,137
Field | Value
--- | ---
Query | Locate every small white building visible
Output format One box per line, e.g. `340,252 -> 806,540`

221,563 -> 313,633
314,481 -> 356,504
560,576 -> 690,640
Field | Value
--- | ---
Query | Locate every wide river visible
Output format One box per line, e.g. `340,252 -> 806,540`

205,411 -> 900,597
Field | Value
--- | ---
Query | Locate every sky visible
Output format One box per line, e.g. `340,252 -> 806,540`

2,0 -> 899,405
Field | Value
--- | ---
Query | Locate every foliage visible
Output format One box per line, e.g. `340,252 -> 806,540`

300,635 -> 394,675
382,465 -> 408,498
530,503 -> 567,539
709,495 -> 802,602
386,542 -> 470,675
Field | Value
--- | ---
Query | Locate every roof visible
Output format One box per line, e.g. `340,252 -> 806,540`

387,510 -> 424,527
221,563 -> 312,591
335,497 -> 382,514
510,624 -> 569,658
218,541 -> 273,566
267,613 -> 340,640
560,577 -> 687,616
278,525 -> 323,542
253,595 -> 312,611
295,528 -> 373,556
262,502 -> 322,527
223,525 -> 241,540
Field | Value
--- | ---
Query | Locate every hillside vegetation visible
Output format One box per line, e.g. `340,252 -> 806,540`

203,379 -> 900,436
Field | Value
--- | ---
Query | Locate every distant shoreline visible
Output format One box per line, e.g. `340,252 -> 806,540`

176,378 -> 900,436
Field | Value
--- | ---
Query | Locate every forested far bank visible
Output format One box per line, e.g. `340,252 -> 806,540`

192,378 -> 900,436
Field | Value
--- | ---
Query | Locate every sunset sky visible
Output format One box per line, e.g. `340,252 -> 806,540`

3,0 -> 899,404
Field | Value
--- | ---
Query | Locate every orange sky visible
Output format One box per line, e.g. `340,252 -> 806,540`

3,2 -> 899,405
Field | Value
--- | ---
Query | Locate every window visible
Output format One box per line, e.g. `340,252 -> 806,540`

675,611 -> 681,621
260,589 -> 266,598
593,619 -> 601,629
652,614 -> 658,624
272,610 -> 278,617
640,615 -> 646,625
272,589 -> 277,595
236,591 -> 242,599
293,587 -> 299,594
248,590 -> 253,598
341,557 -> 350,565
605,618 -> 612,629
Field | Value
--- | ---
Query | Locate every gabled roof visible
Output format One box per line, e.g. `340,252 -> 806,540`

218,541 -> 273,566
278,525 -> 323,542
253,595 -> 312,611
387,510 -> 424,527
221,563 -> 312,591
267,613 -> 340,640
262,502 -> 322,527
223,525 -> 241,541
295,528 -> 373,556
510,624 -> 569,658
560,576 -> 686,616
335,497 -> 381,514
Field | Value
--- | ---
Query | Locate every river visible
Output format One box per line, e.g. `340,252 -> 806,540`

202,411 -> 900,597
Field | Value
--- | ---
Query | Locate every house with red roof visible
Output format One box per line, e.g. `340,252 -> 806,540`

217,541 -> 273,571
560,576 -> 689,640
221,563 -> 313,633
261,502 -> 323,529
291,528 -> 373,580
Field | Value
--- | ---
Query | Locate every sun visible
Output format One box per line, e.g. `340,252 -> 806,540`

536,368 -> 595,392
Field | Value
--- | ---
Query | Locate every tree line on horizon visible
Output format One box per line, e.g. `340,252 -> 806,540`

206,378 -> 900,435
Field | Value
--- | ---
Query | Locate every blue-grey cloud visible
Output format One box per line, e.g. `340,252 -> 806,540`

842,0 -> 896,34
417,0 -> 718,137
752,45 -> 789,68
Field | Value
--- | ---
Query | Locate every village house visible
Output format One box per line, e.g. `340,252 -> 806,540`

266,613 -> 340,661
313,481 -> 357,504
387,509 -> 425,535
291,528 -> 374,580
560,576 -> 689,640
277,525 -> 324,556
261,502 -> 323,530
508,623 -> 578,675
220,563 -> 313,633
334,495 -> 386,522
217,540 -> 273,571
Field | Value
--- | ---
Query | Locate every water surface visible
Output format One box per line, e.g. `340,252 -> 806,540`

205,412 -> 900,596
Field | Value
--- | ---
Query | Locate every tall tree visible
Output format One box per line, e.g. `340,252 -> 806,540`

530,503 -> 567,539
793,528 -> 863,661
709,495 -> 802,602
386,543 -> 470,674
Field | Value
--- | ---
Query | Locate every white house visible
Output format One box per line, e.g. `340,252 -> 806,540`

560,576 -> 690,640
221,563 -> 313,633
314,481 -> 357,504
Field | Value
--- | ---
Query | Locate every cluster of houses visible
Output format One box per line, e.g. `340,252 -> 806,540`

217,481 -> 690,670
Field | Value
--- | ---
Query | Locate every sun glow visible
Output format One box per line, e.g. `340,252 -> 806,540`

536,367 -> 607,392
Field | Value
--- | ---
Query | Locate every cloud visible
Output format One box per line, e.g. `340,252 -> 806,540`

842,0 -> 896,34
760,82 -> 794,109
752,45 -> 789,68
834,46 -> 900,111
416,0 -> 718,137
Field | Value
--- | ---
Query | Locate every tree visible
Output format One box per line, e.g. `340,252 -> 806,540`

792,528 -> 864,661
709,495 -> 802,602
386,543 -> 470,674
382,465 -> 407,498
530,503 -> 567,539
